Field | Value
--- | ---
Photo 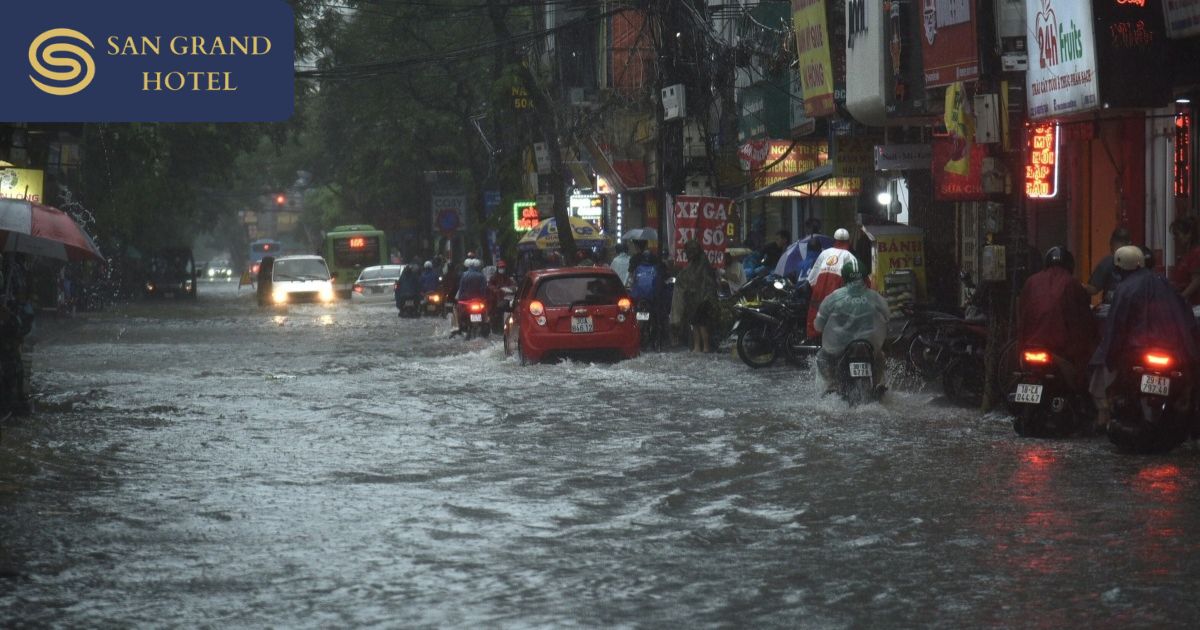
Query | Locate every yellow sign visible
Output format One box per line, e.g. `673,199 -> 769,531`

866,226 -> 927,299
0,168 -> 45,203
791,0 -> 835,117
755,141 -> 861,197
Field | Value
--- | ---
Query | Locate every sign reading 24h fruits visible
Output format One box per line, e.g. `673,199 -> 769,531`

1025,0 -> 1099,120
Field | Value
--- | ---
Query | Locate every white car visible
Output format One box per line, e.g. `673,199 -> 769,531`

268,255 -> 336,306
351,265 -> 404,302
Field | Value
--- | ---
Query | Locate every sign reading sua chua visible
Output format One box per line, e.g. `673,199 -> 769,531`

0,0 -> 294,122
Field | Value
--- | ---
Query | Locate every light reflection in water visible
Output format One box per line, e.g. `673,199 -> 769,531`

1132,463 -> 1184,577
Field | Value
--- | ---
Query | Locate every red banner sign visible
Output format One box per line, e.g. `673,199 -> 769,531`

1025,124 -> 1059,199
932,137 -> 986,200
671,196 -> 730,268
920,0 -> 980,88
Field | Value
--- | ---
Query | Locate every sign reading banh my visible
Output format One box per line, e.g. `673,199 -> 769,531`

0,0 -> 294,122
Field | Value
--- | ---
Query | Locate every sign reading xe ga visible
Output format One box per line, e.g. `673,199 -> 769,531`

0,0 -> 294,122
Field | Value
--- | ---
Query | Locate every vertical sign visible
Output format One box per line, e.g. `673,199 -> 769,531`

1163,0 -> 1200,38
1025,0 -> 1099,120
1176,111 -> 1191,198
1024,123 -> 1059,199
920,0 -> 980,88
792,0 -> 836,117
845,0 -> 888,125
671,196 -> 730,268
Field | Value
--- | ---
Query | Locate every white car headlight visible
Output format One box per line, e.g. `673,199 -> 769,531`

273,290 -> 287,304
319,286 -> 335,302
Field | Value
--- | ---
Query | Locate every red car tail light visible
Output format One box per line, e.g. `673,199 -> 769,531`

467,301 -> 485,314
529,300 -> 544,317
617,297 -> 632,312
1144,352 -> 1173,369
1023,350 -> 1051,365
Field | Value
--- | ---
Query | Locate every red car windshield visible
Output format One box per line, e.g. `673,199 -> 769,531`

535,275 -> 624,307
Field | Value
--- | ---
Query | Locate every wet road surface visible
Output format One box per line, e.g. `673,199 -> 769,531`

2,282 -> 1200,627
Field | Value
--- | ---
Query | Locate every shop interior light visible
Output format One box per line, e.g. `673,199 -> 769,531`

876,192 -> 892,206
1177,98 -> 1192,104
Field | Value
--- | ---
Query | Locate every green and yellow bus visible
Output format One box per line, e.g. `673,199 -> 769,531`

323,225 -> 387,298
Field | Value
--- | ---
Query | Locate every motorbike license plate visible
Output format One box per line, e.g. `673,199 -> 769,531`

470,314 -> 483,323
404,299 -> 416,306
849,362 -> 872,378
1141,374 -> 1171,396
636,311 -> 650,321
1013,384 -> 1044,404
572,317 -> 594,333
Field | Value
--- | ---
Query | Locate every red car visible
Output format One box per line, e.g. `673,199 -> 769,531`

504,267 -> 640,364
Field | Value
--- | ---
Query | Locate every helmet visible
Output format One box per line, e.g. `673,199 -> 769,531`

466,251 -> 477,259
424,261 -> 433,269
834,228 -> 851,241
1114,245 -> 1145,271
466,258 -> 482,270
841,259 -> 864,283
1043,246 -> 1075,273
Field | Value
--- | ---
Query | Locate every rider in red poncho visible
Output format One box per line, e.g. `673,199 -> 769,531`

806,228 -> 859,340
1017,246 -> 1098,387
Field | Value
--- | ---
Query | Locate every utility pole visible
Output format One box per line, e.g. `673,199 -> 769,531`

487,0 -> 577,261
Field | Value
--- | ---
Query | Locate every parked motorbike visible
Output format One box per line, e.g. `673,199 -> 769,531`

902,273 -> 988,406
835,340 -> 883,407
1008,348 -> 1093,438
731,277 -> 816,368
458,299 -> 491,340
1107,349 -> 1197,454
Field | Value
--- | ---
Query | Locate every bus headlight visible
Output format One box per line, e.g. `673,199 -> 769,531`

273,290 -> 287,304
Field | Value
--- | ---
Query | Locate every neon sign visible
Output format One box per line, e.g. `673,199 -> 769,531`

513,201 -> 540,231
1025,123 -> 1059,199
1176,111 -> 1190,198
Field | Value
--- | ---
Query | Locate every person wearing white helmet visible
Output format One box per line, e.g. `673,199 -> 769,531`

1089,245 -> 1200,431
419,260 -> 439,294
454,257 -> 489,334
806,227 -> 861,341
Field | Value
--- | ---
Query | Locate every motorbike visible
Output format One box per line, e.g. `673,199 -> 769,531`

1106,349 -> 1197,454
422,291 -> 447,317
492,285 -> 516,334
731,277 -> 817,368
395,289 -> 421,318
835,340 -> 883,407
902,273 -> 988,406
634,298 -> 661,351
1008,348 -> 1093,438
458,299 -> 491,340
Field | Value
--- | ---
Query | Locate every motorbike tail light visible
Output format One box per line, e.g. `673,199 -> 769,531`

468,301 -> 485,314
430,294 -> 441,303
1023,350 -> 1051,365
1144,352 -> 1173,369
529,300 -> 544,317
617,297 -> 632,312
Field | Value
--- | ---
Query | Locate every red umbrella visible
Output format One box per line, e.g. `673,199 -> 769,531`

0,199 -> 103,262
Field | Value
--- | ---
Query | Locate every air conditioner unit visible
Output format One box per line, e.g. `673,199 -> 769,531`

662,84 -> 686,121
683,120 -> 707,158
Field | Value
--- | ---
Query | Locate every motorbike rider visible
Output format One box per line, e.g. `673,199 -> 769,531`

813,259 -> 889,393
609,243 -> 631,285
419,261 -> 440,294
488,259 -> 516,313
806,228 -> 860,340
627,240 -> 668,346
454,257 -> 489,332
394,262 -> 422,315
1089,245 -> 1200,429
1085,227 -> 1132,303
1017,246 -> 1098,388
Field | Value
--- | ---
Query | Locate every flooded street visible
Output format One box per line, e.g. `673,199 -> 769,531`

2,282 -> 1200,627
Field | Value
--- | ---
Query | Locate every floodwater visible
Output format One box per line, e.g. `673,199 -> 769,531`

2,282 -> 1199,628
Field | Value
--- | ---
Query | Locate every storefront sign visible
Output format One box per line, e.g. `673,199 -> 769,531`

932,138 -> 986,200
875,144 -> 932,170
754,140 -> 862,197
0,168 -> 44,202
865,225 -> 927,299
1026,0 -> 1099,120
670,196 -> 730,268
792,0 -> 836,117
789,70 -> 816,135
1095,0 -> 1170,108
513,201 -> 540,231
832,136 -> 876,177
920,0 -> 980,88
1024,123 -> 1059,199
1164,0 -> 1200,38
569,192 -> 603,222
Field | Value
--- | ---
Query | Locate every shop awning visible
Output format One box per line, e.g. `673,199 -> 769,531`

734,164 -> 834,203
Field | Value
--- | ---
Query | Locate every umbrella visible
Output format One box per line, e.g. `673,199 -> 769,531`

774,233 -> 833,279
0,199 -> 104,262
621,227 -> 658,242
517,217 -> 611,252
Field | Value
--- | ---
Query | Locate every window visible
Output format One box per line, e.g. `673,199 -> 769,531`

535,275 -> 624,307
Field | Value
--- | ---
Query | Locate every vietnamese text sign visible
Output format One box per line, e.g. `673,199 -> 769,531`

1026,0 -> 1099,120
1164,0 -> 1200,38
832,136 -> 875,178
792,0 -> 835,117
875,144 -> 932,170
755,140 -> 862,197
513,201 -> 540,231
0,0 -> 294,122
671,196 -> 730,268
1095,0 -> 1170,108
920,0 -> 980,88
932,138 -> 986,200
1024,123 -> 1059,199
0,168 -> 45,202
